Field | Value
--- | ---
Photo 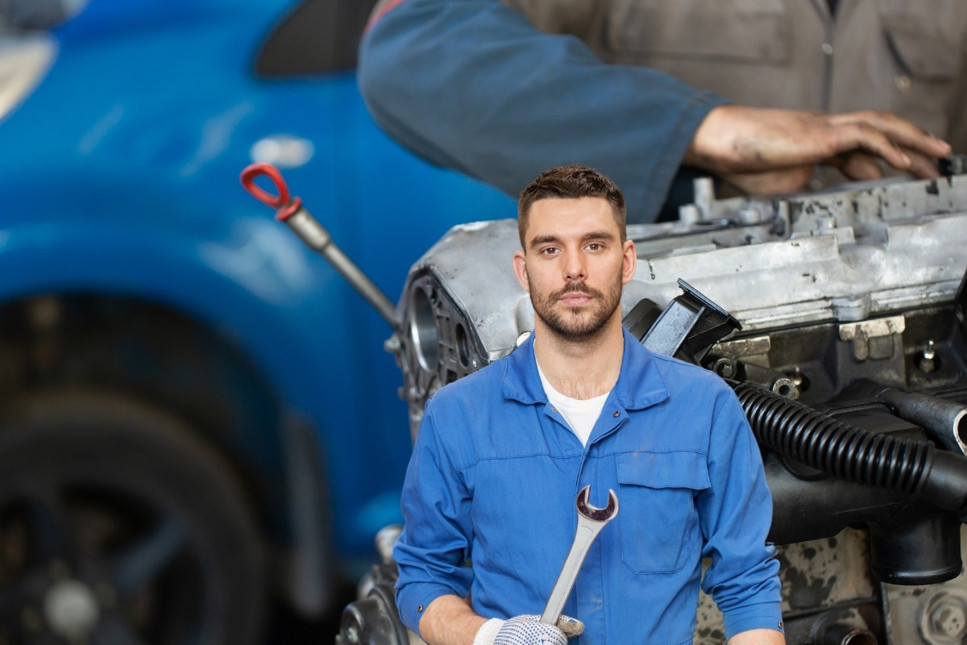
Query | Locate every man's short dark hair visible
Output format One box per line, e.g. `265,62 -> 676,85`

517,164 -> 628,247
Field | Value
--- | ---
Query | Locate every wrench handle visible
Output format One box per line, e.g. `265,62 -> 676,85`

539,520 -> 607,625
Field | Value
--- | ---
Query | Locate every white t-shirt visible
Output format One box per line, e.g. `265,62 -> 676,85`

537,363 -> 610,446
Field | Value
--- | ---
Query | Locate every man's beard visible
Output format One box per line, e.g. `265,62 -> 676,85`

530,278 -> 622,342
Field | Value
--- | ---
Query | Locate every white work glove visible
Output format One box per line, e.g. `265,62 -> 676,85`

473,614 -> 584,645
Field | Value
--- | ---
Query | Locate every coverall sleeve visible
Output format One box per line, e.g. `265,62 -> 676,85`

393,401 -> 475,634
357,0 -> 728,224
698,386 -> 784,639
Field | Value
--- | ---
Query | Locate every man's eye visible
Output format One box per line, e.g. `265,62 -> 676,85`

587,243 -> 603,251
540,247 -> 559,255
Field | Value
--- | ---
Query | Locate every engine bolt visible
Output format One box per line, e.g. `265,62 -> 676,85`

930,601 -> 966,638
771,377 -> 800,400
920,591 -> 967,643
712,358 -> 736,379
918,340 -> 937,373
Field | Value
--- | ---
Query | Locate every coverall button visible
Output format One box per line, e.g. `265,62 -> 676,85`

895,75 -> 911,92
821,42 -> 833,56
613,410 -> 620,418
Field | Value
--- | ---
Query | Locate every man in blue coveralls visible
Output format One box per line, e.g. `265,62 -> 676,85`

392,164 -> 784,644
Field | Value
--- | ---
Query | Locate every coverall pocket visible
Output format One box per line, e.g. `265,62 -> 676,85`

880,7 -> 960,81
615,451 -> 710,575
605,0 -> 790,64
877,4 -> 964,143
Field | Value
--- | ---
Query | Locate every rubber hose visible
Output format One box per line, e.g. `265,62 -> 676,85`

733,381 -> 932,495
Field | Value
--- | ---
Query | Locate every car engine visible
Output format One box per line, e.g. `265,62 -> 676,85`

339,165 -> 967,645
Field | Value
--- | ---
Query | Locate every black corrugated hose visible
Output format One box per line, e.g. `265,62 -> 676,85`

731,381 -> 967,521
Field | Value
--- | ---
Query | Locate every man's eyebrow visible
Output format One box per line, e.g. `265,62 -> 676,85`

527,230 -> 617,249
528,234 -> 562,248
582,230 -> 618,242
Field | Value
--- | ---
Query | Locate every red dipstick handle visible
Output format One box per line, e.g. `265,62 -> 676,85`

238,162 -> 399,327
240,162 -> 302,220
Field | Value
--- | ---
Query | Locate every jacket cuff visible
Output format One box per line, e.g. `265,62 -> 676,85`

723,602 -> 785,640
396,583 -> 466,634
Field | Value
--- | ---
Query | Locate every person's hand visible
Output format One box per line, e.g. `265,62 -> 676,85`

473,614 -> 584,645
683,105 -> 953,195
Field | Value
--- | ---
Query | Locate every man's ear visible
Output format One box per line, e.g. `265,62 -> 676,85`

513,250 -> 530,292
621,240 -> 637,284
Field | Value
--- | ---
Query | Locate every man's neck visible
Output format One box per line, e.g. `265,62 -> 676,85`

533,320 -> 624,400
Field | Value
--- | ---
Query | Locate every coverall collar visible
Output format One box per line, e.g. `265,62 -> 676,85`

501,327 -> 670,411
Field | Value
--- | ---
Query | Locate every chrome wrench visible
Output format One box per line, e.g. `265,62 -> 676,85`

540,485 -> 619,625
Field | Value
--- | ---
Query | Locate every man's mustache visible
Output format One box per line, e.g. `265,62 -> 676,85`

553,282 -> 600,298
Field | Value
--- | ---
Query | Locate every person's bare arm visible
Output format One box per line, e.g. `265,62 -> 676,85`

728,628 -> 786,644
418,594 -> 488,645
685,105 -> 953,195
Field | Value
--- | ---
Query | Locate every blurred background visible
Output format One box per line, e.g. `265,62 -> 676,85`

0,0 -> 514,643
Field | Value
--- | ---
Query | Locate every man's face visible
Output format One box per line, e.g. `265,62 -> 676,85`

513,197 -> 636,342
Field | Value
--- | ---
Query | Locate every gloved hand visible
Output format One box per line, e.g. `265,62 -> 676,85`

473,614 -> 584,645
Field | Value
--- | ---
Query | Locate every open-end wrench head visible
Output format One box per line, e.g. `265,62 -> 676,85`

575,485 -> 619,521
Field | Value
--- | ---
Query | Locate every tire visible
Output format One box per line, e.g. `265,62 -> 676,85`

0,390 -> 267,645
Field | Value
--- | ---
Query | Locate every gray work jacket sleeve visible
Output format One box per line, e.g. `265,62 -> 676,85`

357,0 -> 728,223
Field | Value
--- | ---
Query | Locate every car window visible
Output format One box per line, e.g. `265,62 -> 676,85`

255,0 -> 378,76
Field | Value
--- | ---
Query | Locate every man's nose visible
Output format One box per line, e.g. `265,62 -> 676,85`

564,252 -> 586,280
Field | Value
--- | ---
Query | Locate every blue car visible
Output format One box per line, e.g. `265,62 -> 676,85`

0,1 -> 513,643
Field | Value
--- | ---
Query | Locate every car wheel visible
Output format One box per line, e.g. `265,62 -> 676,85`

0,390 -> 267,645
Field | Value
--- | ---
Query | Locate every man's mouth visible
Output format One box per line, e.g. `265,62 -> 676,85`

559,293 -> 592,306
556,284 -> 594,306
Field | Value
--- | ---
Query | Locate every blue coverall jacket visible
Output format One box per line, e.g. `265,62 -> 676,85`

394,329 -> 783,644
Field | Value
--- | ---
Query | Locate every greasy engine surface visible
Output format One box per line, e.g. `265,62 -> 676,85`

344,168 -> 967,645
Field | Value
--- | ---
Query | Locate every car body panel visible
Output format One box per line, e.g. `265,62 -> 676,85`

0,0 -> 514,567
